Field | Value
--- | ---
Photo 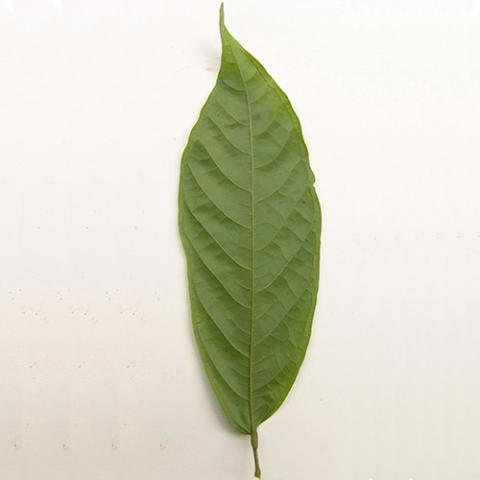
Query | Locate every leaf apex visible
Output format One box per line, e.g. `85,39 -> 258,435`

219,3 -> 225,29
219,2 -> 231,46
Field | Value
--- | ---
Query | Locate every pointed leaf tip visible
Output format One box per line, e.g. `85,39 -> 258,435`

219,2 -> 229,44
219,3 -> 225,28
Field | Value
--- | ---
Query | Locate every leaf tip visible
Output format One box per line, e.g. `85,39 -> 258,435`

219,2 -> 230,45
219,2 -> 225,28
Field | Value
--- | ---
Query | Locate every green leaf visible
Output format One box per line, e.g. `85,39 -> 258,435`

179,4 -> 321,477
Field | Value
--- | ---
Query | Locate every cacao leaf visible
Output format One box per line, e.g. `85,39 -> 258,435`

178,5 -> 321,477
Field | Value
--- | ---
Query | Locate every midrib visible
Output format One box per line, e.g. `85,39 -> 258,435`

232,49 -> 257,434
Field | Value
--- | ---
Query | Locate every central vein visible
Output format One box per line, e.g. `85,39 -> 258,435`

231,48 -> 256,433
243,72 -> 256,434
224,19 -> 262,475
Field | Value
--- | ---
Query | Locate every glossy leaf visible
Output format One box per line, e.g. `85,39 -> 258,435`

179,5 -> 321,477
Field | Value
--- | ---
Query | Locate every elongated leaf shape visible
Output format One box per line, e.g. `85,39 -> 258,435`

179,5 -> 321,477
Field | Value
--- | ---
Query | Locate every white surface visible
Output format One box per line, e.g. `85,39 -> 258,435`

1,1 -> 480,479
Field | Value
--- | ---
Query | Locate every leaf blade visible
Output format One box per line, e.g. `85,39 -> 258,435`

179,1 -> 321,456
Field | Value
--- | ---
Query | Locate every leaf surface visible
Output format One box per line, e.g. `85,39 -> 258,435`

179,5 -> 321,476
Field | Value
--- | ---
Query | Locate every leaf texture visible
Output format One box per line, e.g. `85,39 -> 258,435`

179,5 -> 321,476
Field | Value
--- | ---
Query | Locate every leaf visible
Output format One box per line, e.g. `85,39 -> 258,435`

178,4 -> 321,478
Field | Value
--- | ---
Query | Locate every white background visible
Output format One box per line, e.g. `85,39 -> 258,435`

1,1 -> 480,479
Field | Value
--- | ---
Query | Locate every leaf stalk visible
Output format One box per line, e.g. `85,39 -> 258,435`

250,429 -> 261,479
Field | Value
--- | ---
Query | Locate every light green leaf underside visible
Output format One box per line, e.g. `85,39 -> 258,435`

179,8 -> 321,435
